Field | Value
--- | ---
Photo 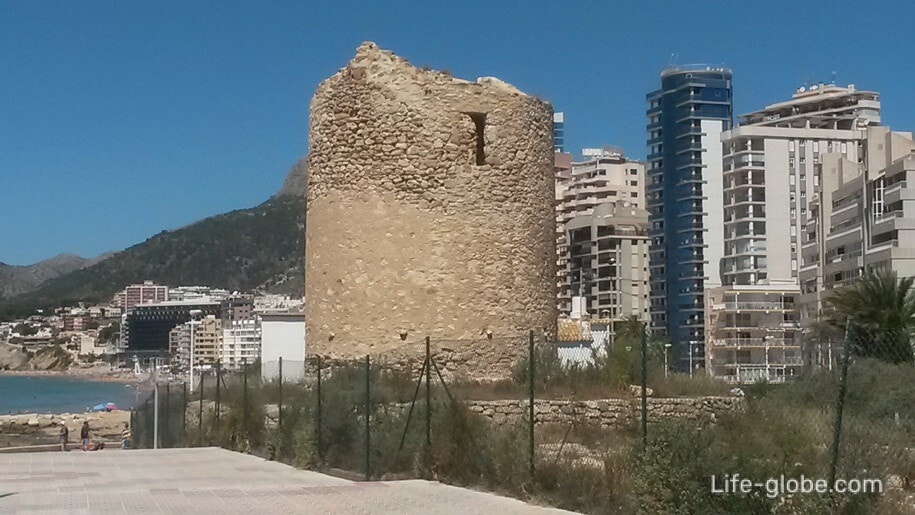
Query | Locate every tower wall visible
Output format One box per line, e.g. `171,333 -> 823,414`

305,43 -> 557,377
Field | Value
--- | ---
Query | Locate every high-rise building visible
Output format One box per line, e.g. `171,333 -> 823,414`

646,66 -> 733,368
711,83 -> 915,381
563,203 -> 651,324
117,281 -> 168,310
123,299 -> 221,355
553,112 -> 565,153
720,84 -> 879,288
221,318 -> 261,370
555,148 -> 647,316
799,125 -> 915,321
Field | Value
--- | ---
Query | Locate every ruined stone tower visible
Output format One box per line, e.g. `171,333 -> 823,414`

305,42 -> 556,378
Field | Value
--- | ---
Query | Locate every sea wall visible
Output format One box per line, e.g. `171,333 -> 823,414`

465,397 -> 743,428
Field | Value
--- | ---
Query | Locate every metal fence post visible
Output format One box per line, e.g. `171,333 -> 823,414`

278,356 -> 283,437
130,409 -> 136,450
215,361 -> 221,424
153,382 -> 159,450
529,329 -> 535,478
829,319 -> 853,487
641,323 -> 648,454
198,373 -> 205,446
183,382 -> 188,446
365,354 -> 371,481
164,382 -> 170,448
243,357 -> 249,442
425,336 -> 431,450
316,355 -> 323,464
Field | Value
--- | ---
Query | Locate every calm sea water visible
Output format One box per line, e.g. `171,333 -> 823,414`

0,375 -> 142,414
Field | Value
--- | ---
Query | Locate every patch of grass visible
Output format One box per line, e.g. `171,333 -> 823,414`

153,355 -> 911,514
650,372 -> 733,397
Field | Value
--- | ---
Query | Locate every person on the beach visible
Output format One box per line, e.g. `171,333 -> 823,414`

80,421 -> 91,451
59,424 -> 69,452
121,422 -> 131,449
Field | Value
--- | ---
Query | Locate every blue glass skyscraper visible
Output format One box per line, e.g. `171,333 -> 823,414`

646,66 -> 732,371
553,112 -> 565,153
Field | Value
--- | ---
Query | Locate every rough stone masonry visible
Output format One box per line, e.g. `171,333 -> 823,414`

305,42 -> 557,378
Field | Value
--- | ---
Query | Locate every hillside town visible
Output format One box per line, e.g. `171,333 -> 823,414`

0,281 -> 303,375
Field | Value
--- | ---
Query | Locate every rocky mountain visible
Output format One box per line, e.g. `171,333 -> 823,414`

0,160 -> 308,320
274,156 -> 308,198
0,253 -> 112,300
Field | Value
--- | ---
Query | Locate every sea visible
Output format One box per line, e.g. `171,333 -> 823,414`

0,375 -> 143,415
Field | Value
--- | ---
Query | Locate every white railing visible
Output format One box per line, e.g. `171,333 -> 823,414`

722,301 -> 793,310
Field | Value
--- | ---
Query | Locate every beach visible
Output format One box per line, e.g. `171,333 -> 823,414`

0,410 -> 131,451
0,364 -> 140,383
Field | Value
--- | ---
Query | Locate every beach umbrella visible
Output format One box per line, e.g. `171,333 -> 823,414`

106,402 -> 118,411
92,403 -> 107,411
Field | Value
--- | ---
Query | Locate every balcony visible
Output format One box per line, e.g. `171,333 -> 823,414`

733,155 -> 765,168
866,239 -> 899,254
885,181 -> 915,204
676,127 -> 705,139
710,338 -> 799,347
720,301 -> 794,311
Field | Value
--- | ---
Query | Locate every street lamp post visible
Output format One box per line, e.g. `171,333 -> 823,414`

188,309 -> 202,391
689,342 -> 694,378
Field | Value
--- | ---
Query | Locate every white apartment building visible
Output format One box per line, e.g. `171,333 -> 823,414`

563,203 -> 650,322
555,147 -> 646,315
168,286 -> 231,302
170,316 -> 262,371
221,318 -> 261,370
713,83 -> 881,380
714,83 -> 915,380
799,126 -> 915,321
720,83 -> 878,287
705,285 -> 802,383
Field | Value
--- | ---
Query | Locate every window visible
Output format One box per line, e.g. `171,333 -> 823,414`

464,112 -> 487,165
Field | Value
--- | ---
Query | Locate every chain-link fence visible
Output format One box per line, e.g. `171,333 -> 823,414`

129,324 -> 913,513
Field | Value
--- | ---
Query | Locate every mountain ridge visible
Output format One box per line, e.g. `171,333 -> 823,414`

0,159 -> 308,320
0,252 -> 113,299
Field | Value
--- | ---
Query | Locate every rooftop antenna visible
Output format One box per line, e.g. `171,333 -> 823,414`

668,53 -> 677,66
831,70 -> 837,85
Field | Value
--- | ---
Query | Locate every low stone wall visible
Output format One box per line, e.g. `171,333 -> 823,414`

465,397 -> 742,428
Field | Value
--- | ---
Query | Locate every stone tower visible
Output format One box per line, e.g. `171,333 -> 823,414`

305,42 -> 556,378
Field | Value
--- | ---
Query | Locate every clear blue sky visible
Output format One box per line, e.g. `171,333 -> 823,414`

2,1 -> 912,265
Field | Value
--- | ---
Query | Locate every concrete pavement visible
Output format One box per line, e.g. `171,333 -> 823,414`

0,447 -> 571,514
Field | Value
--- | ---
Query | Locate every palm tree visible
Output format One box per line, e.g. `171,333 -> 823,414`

825,268 -> 915,363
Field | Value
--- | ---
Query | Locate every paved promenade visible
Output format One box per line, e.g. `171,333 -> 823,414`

0,447 -> 570,514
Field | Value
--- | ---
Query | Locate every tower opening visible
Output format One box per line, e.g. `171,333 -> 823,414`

465,112 -> 487,165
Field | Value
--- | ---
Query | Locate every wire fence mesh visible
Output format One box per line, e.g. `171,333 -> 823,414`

128,323 -> 914,513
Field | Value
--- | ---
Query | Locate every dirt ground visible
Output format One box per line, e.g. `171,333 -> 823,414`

0,410 -> 130,450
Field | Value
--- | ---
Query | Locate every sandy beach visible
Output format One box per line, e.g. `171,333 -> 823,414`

0,409 -> 131,450
0,365 -> 141,383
